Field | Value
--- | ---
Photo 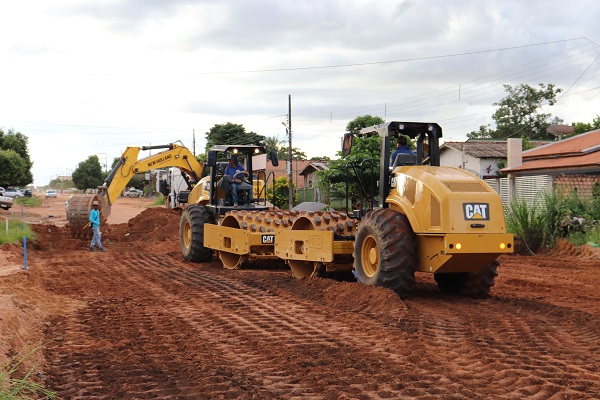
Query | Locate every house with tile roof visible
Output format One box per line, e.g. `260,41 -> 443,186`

440,140 -> 551,179
440,141 -> 510,178
501,128 -> 600,199
264,159 -> 330,203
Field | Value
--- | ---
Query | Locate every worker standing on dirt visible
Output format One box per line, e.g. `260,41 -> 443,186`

89,200 -> 107,252
225,155 -> 252,206
390,135 -> 415,167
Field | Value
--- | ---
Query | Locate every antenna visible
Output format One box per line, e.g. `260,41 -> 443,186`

547,124 -> 575,141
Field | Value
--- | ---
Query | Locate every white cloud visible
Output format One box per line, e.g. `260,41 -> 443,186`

0,0 -> 598,186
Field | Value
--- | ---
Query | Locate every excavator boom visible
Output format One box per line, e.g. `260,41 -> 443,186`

66,143 -> 203,238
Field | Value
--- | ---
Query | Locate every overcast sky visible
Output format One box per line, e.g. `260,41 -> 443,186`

1,0 -> 599,186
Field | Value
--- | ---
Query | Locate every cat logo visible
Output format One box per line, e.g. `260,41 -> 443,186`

261,234 -> 275,244
463,203 -> 490,220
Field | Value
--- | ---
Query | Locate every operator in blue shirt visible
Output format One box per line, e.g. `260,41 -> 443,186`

390,135 -> 415,167
225,155 -> 253,206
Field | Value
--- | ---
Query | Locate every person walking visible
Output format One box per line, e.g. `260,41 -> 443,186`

89,200 -> 106,252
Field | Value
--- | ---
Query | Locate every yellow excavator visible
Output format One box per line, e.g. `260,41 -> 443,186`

66,142 -> 204,238
66,142 -> 277,240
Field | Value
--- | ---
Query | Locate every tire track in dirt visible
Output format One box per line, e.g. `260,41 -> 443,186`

39,249 -> 600,399
123,254 -> 600,399
43,254 -> 279,398
400,289 -> 600,399
121,255 -> 430,399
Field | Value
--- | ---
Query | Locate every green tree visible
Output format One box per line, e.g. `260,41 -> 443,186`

572,115 -> 600,136
204,122 -> 266,152
316,115 -> 385,207
468,83 -> 563,140
0,128 -> 33,187
318,136 -> 380,207
0,149 -> 28,187
264,135 -> 285,156
345,115 -> 385,134
72,155 -> 105,190
49,178 -> 75,190
266,176 -> 297,209
277,146 -> 307,161
196,153 -> 207,163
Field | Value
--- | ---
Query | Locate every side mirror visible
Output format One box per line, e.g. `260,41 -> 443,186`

342,133 -> 353,156
270,150 -> 279,167
207,150 -> 217,167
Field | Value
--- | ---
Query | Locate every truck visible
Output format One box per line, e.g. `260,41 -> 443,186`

180,122 -> 513,298
0,194 -> 13,210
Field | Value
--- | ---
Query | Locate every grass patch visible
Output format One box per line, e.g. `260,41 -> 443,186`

0,346 -> 56,399
14,197 -> 43,208
568,224 -> 600,247
152,194 -> 165,206
0,220 -> 36,245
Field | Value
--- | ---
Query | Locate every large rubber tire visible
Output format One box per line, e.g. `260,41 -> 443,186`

180,205 -> 216,262
434,259 -> 499,298
353,208 -> 417,297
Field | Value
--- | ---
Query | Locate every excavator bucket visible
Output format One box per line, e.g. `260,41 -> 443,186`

66,194 -> 110,239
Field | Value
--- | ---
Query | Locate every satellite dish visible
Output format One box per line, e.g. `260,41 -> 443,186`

547,124 -> 575,140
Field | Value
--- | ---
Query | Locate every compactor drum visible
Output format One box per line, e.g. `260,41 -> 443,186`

182,206 -> 300,269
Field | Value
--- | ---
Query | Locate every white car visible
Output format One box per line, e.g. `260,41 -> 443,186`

124,189 -> 143,197
3,188 -> 24,198
45,189 -> 57,198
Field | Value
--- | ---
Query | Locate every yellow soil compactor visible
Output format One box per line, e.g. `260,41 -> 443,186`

180,122 -> 513,298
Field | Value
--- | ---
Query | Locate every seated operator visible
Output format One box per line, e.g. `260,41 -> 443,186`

225,155 -> 253,206
390,135 -> 415,167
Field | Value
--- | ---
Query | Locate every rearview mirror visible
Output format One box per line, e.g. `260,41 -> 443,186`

207,150 -> 217,167
270,150 -> 279,167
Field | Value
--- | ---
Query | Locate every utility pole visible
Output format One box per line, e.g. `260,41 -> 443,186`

286,95 -> 293,210
193,129 -> 196,156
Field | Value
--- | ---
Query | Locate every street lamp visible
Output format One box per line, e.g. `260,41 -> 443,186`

282,121 -> 293,210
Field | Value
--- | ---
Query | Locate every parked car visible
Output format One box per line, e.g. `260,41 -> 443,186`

3,188 -> 24,198
124,189 -> 143,198
23,189 -> 33,197
0,195 -> 12,210
45,189 -> 57,198
0,186 -> 4,195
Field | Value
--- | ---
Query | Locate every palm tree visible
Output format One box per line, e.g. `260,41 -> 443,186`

264,135 -> 285,155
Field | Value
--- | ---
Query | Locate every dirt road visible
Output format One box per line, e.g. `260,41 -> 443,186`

1,196 -> 599,399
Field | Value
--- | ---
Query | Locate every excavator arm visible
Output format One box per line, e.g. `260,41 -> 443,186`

100,143 -> 203,207
66,142 -> 203,239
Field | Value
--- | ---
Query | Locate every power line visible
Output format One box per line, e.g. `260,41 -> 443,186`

188,38 -> 590,75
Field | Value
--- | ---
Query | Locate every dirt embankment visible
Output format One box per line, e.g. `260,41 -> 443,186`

0,197 -> 599,399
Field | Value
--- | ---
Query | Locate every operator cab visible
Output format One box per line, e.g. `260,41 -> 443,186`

205,144 -> 278,215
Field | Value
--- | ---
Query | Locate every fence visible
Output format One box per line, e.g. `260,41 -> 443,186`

484,175 -> 553,208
